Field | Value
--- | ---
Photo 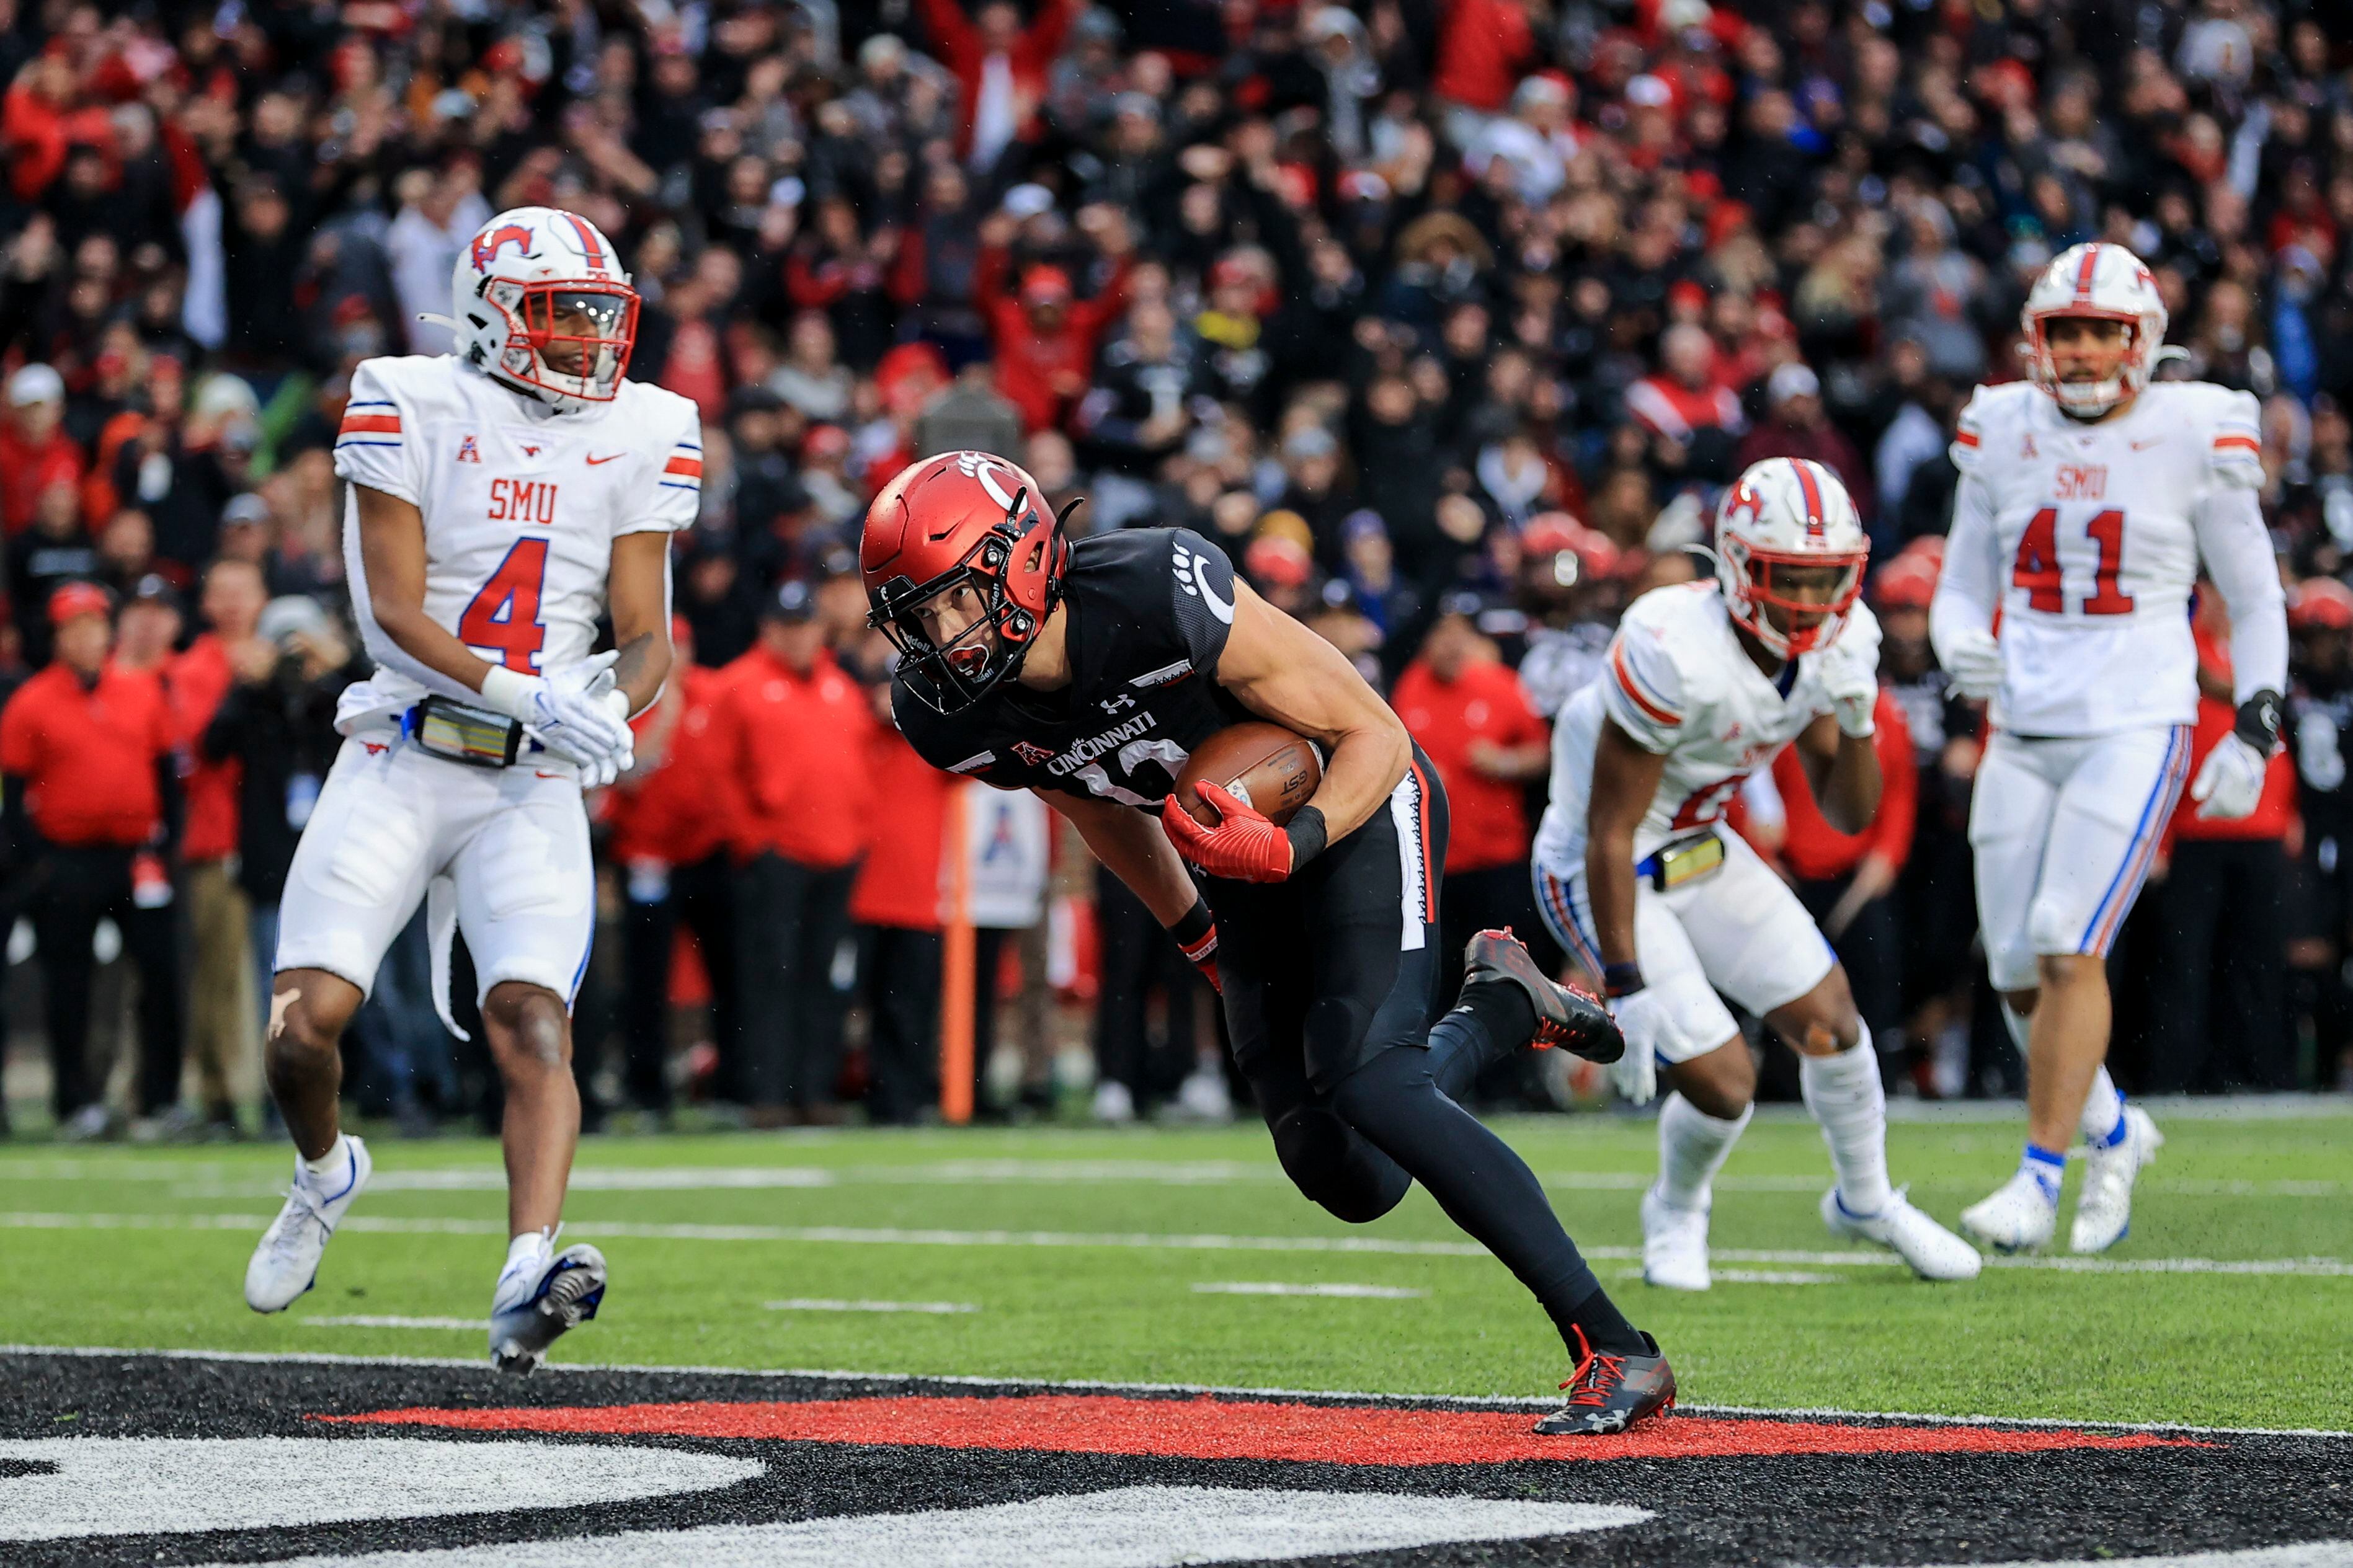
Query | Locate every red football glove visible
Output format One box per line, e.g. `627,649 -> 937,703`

1161,782 -> 1294,883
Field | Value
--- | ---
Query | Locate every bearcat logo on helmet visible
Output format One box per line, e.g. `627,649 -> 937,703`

862,451 -> 1075,714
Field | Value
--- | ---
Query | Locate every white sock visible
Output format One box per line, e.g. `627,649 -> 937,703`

501,1229 -> 553,1285
1999,999 -> 2032,1055
1802,1024 -> 1893,1217
300,1133 -> 351,1187
1657,1092 -> 1751,1212
2079,1065 -> 2127,1147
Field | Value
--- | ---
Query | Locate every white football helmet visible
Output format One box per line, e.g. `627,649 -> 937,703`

1714,456 -> 1869,658
450,206 -> 638,412
2021,241 -> 2168,419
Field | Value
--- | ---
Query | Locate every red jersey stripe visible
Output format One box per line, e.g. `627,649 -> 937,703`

663,456 -> 703,479
2212,435 -> 2260,452
1610,644 -> 1680,727
338,413 -> 402,435
1953,430 -> 1980,448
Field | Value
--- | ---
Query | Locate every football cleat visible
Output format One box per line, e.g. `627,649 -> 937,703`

1640,1185 -> 1712,1291
1959,1168 -> 2059,1254
2071,1104 -> 2163,1254
245,1135 -> 372,1313
1820,1186 -> 1982,1281
1534,1327 -> 1676,1435
1462,929 -> 1623,1063
490,1242 -> 608,1373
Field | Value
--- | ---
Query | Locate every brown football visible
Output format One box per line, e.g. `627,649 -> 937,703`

1173,721 -> 1324,827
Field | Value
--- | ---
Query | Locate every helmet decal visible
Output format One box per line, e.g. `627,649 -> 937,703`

469,224 -> 535,272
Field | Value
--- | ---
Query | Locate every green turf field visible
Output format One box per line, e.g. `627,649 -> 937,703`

2,1105 -> 2347,1430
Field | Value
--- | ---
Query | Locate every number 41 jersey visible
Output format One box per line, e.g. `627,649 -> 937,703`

1949,378 -> 2263,738
329,355 -> 702,732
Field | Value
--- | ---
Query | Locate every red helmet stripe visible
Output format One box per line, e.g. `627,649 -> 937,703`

2072,244 -> 2101,302
1792,461 -> 1825,538
567,215 -> 607,273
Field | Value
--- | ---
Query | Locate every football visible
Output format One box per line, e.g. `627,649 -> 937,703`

1173,720 -> 1323,827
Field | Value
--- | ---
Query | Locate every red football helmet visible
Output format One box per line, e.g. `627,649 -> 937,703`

862,451 -> 1072,712
2290,577 -> 2353,634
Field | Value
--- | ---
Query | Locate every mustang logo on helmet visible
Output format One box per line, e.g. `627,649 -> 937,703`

468,224 -> 535,273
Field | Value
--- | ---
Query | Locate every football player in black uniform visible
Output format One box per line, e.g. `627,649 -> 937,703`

863,451 -> 1675,1434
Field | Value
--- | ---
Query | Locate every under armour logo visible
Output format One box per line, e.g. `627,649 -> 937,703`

1100,694 -> 1136,715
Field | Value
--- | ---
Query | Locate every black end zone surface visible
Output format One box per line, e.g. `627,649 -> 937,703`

1,1350 -> 2345,1566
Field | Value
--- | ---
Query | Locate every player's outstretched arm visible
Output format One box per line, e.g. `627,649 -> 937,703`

1584,719 -> 1666,981
354,483 -> 514,698
1793,712 -> 1882,835
1044,788 -> 1200,926
1212,578 -> 1411,845
1928,473 -> 2004,698
606,530 -> 675,719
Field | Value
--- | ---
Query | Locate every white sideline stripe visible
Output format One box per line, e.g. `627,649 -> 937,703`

196,1487 -> 1651,1568
4,1156 -> 2346,1197
1191,1282 -> 1430,1299
0,1437 -> 758,1541
765,1299 -> 979,1314
1709,1269 -> 1835,1285
4,1344 -> 2349,1440
1849,1547 -> 2353,1568
304,1316 -> 478,1331
7,1210 -> 2353,1277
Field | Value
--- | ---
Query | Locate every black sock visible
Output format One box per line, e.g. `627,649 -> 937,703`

1549,1280 -> 1647,1360
1426,980 -> 1540,1099
1332,1043 -> 1649,1363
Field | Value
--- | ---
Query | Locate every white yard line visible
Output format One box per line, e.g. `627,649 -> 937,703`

1190,1282 -> 1430,1299
2,1343 -> 2347,1440
765,1298 -> 979,1314
6,1210 -> 2352,1276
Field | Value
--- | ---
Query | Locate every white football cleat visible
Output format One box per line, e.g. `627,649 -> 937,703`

245,1135 -> 371,1312
1640,1185 -> 1711,1291
1959,1168 -> 2058,1254
490,1242 -> 608,1373
2071,1104 -> 2163,1254
1821,1186 -> 1982,1280
1091,1079 -> 1137,1125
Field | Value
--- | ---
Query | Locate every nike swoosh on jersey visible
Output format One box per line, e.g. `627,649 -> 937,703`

586,452 -> 626,465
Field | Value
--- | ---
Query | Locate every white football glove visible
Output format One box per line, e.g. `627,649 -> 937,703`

2189,732 -> 2268,821
483,652 -> 636,786
1607,988 -> 1669,1107
1940,628 -> 2004,701
1813,643 -> 1879,738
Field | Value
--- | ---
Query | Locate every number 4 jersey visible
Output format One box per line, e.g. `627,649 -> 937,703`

1941,378 -> 2267,738
329,355 -> 702,732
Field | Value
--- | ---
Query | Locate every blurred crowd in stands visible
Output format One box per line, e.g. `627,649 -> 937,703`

1,0 -> 2351,1141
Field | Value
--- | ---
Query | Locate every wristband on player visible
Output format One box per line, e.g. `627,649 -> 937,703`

1283,805 -> 1329,871
1168,897 -> 1217,963
2235,689 -> 2285,755
1602,962 -> 1646,998
477,665 -> 540,724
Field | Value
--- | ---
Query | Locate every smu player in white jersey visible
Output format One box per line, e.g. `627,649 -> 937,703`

1931,242 -> 2285,1255
244,208 -> 699,1369
1533,459 -> 1980,1290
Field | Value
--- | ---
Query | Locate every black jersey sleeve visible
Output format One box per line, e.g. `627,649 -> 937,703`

889,678 -> 999,782
1167,529 -> 1239,673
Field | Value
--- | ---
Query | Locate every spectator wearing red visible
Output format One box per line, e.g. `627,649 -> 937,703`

1392,595 -> 1554,996
973,205 -> 1136,433
914,0 -> 1080,171
1625,322 -> 1746,482
849,675 -> 954,1124
2138,595 -> 2297,1093
714,580 -> 873,1125
1,365 -> 86,537
170,557 -> 268,1136
607,617 -> 739,1119
1433,0 -> 1538,134
0,582 -> 182,1136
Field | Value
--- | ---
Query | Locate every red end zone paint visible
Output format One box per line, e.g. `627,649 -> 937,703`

323,1396 -> 2197,1466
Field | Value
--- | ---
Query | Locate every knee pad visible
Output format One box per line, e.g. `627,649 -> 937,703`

2026,893 -> 2090,965
1271,1104 -> 1410,1224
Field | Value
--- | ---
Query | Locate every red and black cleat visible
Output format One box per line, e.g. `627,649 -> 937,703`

1462,928 -> 1623,1063
1533,1329 -> 1677,1436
